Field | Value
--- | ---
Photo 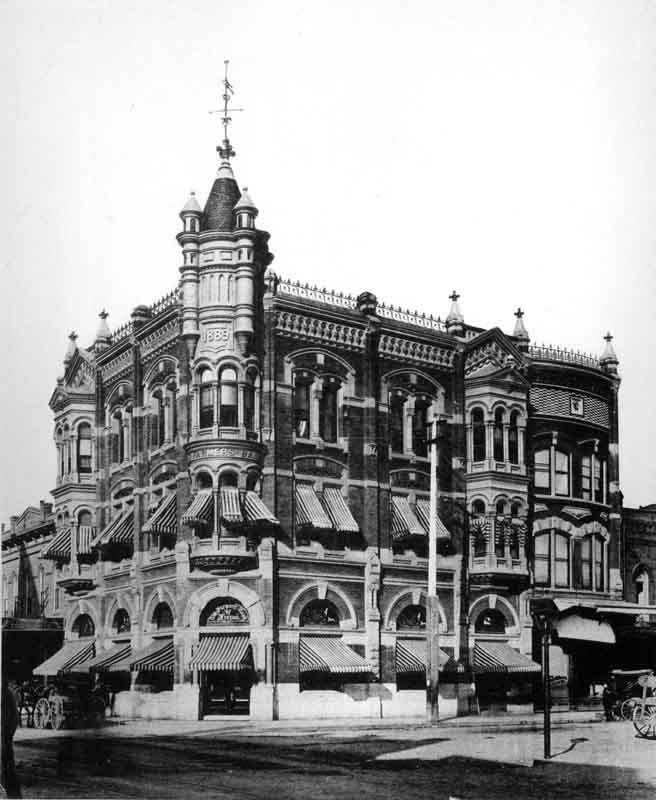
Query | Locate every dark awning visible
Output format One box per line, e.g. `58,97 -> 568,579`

84,642 -> 132,672
189,635 -> 253,671
33,639 -> 96,676
41,528 -> 72,561
473,642 -> 540,674
395,639 -> 451,674
181,491 -> 214,527
299,637 -> 370,674
129,638 -> 174,672
295,485 -> 332,530
143,493 -> 177,535
322,488 -> 359,533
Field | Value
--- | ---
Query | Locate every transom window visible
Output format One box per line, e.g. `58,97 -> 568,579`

299,599 -> 340,627
397,604 -> 426,630
475,608 -> 506,634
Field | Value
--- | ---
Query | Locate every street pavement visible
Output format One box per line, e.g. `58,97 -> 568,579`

11,713 -> 656,800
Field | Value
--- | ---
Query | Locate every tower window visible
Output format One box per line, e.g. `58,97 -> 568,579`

493,408 -> 504,461
199,370 -> 215,428
219,368 -> 238,427
508,411 -> 519,464
472,409 -> 485,462
244,377 -> 255,431
77,423 -> 92,474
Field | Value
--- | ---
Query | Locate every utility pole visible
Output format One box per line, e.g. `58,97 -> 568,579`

426,415 -> 440,723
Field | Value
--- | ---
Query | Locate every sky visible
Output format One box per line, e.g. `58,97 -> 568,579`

1,0 -> 655,522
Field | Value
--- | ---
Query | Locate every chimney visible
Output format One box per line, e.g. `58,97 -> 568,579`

10,515 -> 18,533
40,500 -> 53,520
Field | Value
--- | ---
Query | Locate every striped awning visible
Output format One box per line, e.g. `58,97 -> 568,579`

395,639 -> 451,674
473,642 -> 541,674
93,510 -> 134,548
181,490 -> 214,527
33,639 -> 96,676
322,488 -> 359,533
143,492 -> 177,535
299,637 -> 370,674
77,525 -> 95,556
41,528 -> 72,561
220,486 -> 243,525
243,491 -> 279,525
414,500 -> 451,539
84,642 -> 132,672
189,635 -> 253,671
295,485 -> 332,530
391,496 -> 424,539
129,638 -> 174,672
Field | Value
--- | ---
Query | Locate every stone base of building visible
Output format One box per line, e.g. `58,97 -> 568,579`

113,684 -> 200,721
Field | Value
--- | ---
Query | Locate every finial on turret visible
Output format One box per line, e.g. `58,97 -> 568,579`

600,331 -> 619,374
64,330 -> 78,365
446,290 -> 464,336
95,309 -> 111,351
513,307 -> 530,350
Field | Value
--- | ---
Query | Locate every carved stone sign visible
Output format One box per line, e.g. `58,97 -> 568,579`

202,598 -> 249,626
200,323 -> 233,354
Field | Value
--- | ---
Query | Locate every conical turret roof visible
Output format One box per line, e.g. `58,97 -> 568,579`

181,191 -> 202,214
202,162 -> 240,232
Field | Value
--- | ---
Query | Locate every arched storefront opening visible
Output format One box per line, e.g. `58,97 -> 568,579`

474,608 -> 506,634
72,613 -> 95,639
193,597 -> 253,718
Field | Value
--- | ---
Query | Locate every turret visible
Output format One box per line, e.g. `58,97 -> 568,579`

94,310 -> 111,353
600,332 -> 619,376
63,331 -> 78,367
446,291 -> 464,336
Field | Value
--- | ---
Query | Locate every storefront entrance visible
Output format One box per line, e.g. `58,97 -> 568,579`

202,669 -> 251,716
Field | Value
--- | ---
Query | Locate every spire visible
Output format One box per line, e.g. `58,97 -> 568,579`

446,291 -> 464,336
95,309 -> 111,352
203,61 -> 242,232
513,307 -> 530,351
600,331 -> 619,374
181,191 -> 202,214
64,331 -> 78,365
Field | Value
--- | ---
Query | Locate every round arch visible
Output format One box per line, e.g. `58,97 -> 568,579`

184,580 -> 266,629
284,348 -> 356,390
286,582 -> 357,630
103,593 -> 138,637
143,585 -> 179,632
65,600 -> 100,639
143,357 -> 178,389
469,594 -> 519,633
383,588 -> 447,632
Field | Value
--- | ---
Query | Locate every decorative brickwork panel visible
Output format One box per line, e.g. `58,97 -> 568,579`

529,385 -> 609,428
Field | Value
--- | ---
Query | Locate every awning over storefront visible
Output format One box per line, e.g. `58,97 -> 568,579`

391,496 -> 424,539
129,638 -> 174,672
414,500 -> 451,539
473,642 -> 541,674
189,634 -> 253,671
220,486 -> 243,525
84,642 -> 132,672
33,639 -> 96,676
181,491 -> 214,527
143,493 -> 177,535
41,528 -> 72,561
395,639 -> 451,674
556,615 -> 616,644
92,510 -> 134,549
243,491 -> 279,525
322,488 -> 359,533
299,636 -> 370,674
295,485 -> 332,530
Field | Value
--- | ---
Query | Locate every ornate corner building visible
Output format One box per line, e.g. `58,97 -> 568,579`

19,84 -> 655,722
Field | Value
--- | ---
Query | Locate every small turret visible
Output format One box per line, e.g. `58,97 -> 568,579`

234,187 -> 258,230
513,307 -> 530,352
600,332 -> 619,375
180,191 -> 202,234
446,291 -> 464,336
95,309 -> 111,352
64,331 -> 78,366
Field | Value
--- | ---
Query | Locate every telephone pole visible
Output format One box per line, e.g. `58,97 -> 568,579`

426,415 -> 440,723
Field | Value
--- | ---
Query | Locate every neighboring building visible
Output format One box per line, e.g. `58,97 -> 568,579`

2,503 -> 63,680
621,504 -> 656,668
33,82 -> 656,721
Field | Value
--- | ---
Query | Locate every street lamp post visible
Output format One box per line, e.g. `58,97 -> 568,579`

426,416 -> 440,724
531,599 -> 557,760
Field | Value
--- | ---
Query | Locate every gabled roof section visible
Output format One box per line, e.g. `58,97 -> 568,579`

464,327 -> 527,380
50,348 -> 96,411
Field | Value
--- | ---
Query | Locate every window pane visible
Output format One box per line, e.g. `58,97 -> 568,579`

535,558 -> 550,586
555,451 -> 568,472
555,471 -> 569,496
555,534 -> 569,559
555,560 -> 569,587
535,450 -> 550,466
534,533 -> 550,556
294,383 -> 310,437
535,466 -> 550,490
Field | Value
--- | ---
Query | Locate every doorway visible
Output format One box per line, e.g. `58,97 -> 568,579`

202,670 -> 251,716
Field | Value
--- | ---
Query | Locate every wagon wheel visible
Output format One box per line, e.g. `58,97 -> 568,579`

621,698 -> 639,721
632,704 -> 656,739
51,696 -> 65,730
33,697 -> 51,729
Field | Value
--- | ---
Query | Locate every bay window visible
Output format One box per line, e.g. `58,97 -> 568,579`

199,369 -> 214,428
534,449 -> 550,492
554,450 -> 569,496
534,532 -> 551,586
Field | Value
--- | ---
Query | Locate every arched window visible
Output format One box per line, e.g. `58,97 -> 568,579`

77,422 -> 92,474
78,510 -> 92,526
299,599 -> 340,627
243,374 -> 255,431
219,367 -> 238,427
157,393 -> 166,446
636,568 -> 650,606
508,411 -> 520,464
389,392 -> 405,453
113,609 -> 131,635
471,501 -> 487,558
153,602 -> 174,630
412,397 -> 430,458
474,608 -> 506,634
168,383 -> 177,440
196,471 -> 213,490
510,501 -> 521,518
493,408 -> 504,462
495,501 -> 507,557
534,448 -> 550,492
555,450 -> 570,497
294,377 -> 311,438
319,380 -> 339,443
72,613 -> 95,638
56,428 -> 64,477
200,596 -> 249,626
64,425 -> 71,474
199,369 -> 215,428
397,604 -> 426,630
472,409 -> 485,462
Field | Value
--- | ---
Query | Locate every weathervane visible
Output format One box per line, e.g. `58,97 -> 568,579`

209,60 -> 243,162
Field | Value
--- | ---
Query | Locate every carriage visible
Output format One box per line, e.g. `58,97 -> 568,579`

606,669 -> 654,721
12,676 -> 108,730
632,673 -> 656,740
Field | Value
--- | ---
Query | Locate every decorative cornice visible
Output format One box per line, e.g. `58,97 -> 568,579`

275,311 -> 366,351
102,350 -> 133,381
378,334 -> 454,367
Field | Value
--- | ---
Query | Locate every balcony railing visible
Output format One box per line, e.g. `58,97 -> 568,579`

528,344 -> 600,370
